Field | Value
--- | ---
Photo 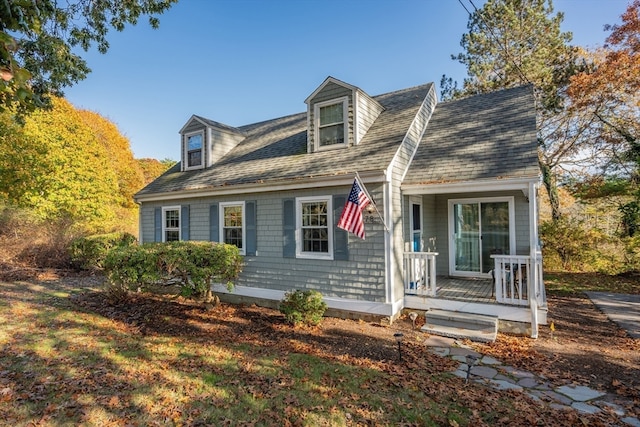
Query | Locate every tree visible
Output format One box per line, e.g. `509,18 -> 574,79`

1,97 -> 165,238
567,1 -> 639,172
566,1 -> 640,236
137,158 -> 177,185
444,0 -> 583,221
78,110 -> 145,208
0,0 -> 177,116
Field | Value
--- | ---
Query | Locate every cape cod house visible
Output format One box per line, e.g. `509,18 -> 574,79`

135,77 -> 547,339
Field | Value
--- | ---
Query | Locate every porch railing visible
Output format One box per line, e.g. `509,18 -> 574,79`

403,252 -> 438,297
491,254 -> 546,307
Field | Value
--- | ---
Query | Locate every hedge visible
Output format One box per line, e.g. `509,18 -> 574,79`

104,241 -> 243,299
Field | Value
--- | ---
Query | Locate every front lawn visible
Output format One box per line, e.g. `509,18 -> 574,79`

0,276 -> 622,426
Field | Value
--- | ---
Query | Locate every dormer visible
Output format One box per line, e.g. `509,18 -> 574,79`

179,115 -> 245,171
304,77 -> 384,154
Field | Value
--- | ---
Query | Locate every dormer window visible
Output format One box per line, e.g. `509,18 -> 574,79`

185,131 -> 204,169
315,97 -> 348,150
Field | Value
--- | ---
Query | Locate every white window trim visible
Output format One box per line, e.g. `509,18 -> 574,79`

314,97 -> 349,152
219,201 -> 246,255
296,196 -> 333,260
184,130 -> 205,171
162,205 -> 181,242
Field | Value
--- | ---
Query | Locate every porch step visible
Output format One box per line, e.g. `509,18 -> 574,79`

422,309 -> 498,343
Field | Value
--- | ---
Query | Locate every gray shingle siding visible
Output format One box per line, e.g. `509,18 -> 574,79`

209,127 -> 245,165
140,185 -> 388,302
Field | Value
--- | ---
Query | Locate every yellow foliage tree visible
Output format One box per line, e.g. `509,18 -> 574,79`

77,110 -> 145,208
0,98 -> 145,233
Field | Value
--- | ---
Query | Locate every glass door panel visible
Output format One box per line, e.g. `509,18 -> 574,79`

453,203 -> 480,272
480,202 -> 510,273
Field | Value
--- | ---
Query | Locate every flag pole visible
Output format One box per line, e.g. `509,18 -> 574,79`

354,172 -> 390,233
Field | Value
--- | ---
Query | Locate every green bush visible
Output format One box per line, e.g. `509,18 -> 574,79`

103,241 -> 243,300
540,218 -> 627,274
69,232 -> 137,270
279,290 -> 327,326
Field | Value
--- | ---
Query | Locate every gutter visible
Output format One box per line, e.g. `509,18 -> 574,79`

134,170 -> 386,203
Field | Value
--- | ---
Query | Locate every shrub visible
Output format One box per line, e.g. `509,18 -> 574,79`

540,218 -> 627,274
69,232 -> 137,270
540,218 -> 599,271
279,290 -> 327,326
103,241 -> 243,300
0,204 -> 79,271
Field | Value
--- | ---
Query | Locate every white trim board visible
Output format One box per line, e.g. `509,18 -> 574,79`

402,177 -> 540,196
211,284 -> 402,317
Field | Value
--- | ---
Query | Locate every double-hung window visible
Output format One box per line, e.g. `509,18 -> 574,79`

163,206 -> 181,242
185,132 -> 204,169
220,202 -> 245,255
315,98 -> 348,149
296,196 -> 333,259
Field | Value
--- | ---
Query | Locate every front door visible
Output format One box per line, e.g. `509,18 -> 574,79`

449,197 -> 515,277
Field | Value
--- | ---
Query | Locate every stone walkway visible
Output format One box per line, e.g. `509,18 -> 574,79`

425,335 -> 640,427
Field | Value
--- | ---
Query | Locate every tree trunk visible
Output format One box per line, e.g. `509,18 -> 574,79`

540,160 -> 561,222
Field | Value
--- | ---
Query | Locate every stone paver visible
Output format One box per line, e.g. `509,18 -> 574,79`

517,377 -> 538,388
449,347 -> 480,357
424,337 -> 639,425
500,365 -> 535,378
430,347 -> 450,357
490,379 -> 523,391
480,355 -> 501,365
571,402 -> 601,415
556,385 -> 605,402
540,390 -> 574,406
470,365 -> 497,379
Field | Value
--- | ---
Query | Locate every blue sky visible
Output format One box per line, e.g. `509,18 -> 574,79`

64,0 -> 631,161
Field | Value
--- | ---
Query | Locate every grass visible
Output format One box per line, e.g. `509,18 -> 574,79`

544,270 -> 640,296
0,276 -> 618,426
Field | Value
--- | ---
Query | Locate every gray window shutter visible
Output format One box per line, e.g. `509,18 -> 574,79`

154,207 -> 162,242
245,200 -> 257,256
209,203 -> 219,242
333,195 -> 348,260
181,205 -> 190,241
283,198 -> 295,258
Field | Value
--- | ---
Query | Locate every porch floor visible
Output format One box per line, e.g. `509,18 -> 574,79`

435,276 -> 497,304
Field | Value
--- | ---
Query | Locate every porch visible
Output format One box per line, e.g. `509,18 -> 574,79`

403,251 -> 547,337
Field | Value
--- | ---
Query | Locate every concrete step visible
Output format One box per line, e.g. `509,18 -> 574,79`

422,309 -> 498,342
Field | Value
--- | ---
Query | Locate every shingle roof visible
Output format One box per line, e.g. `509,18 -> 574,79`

404,85 -> 540,185
136,84 -> 538,199
136,83 -> 434,197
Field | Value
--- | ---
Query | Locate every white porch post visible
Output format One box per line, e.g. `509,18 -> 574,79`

529,181 -> 539,338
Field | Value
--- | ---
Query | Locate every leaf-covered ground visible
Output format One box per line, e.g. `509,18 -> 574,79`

470,271 -> 640,419
0,273 -> 636,426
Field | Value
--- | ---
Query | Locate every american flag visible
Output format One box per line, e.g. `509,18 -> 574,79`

338,178 -> 371,239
